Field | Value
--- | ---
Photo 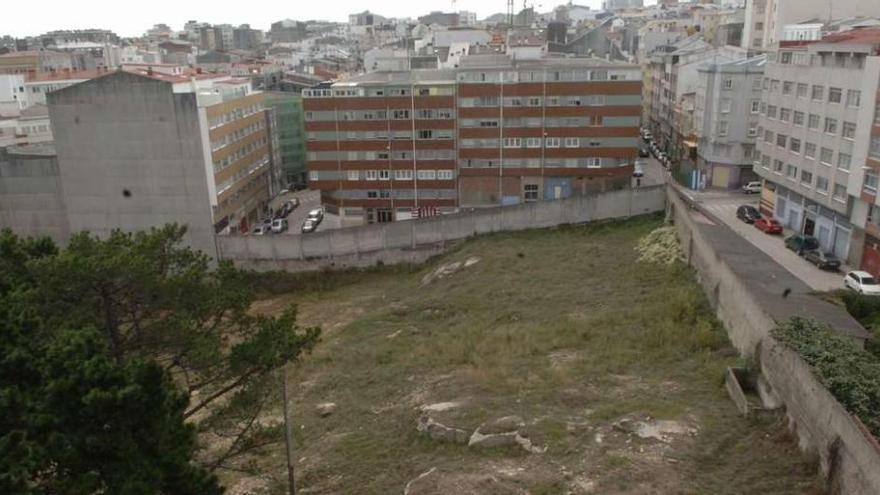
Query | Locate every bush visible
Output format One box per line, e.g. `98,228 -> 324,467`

772,317 -> 880,437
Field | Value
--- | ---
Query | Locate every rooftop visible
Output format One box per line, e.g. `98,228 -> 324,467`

334,69 -> 457,86
819,26 -> 880,45
26,68 -> 109,83
6,142 -> 56,156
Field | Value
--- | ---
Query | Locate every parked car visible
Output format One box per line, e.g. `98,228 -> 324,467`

805,250 -> 841,271
307,207 -> 324,224
844,271 -> 880,295
736,205 -> 762,224
251,225 -> 268,236
742,181 -> 762,194
638,148 -> 650,158
301,219 -> 317,233
633,161 -> 645,178
288,182 -> 308,192
276,199 -> 299,219
754,218 -> 783,235
270,218 -> 288,234
784,234 -> 820,255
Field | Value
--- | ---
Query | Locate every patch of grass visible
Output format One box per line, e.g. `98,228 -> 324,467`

239,214 -> 822,495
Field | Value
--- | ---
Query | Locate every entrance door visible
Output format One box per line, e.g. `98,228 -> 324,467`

788,209 -> 801,232
376,208 -> 394,223
816,224 -> 832,252
554,186 -> 562,199
833,226 -> 850,260
803,217 -> 816,237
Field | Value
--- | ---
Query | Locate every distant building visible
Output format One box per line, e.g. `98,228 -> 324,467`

603,0 -> 645,11
0,50 -> 75,74
303,56 -> 641,226
44,68 -> 278,253
742,0 -> 880,50
419,12 -> 460,27
270,19 -> 307,43
233,24 -> 263,51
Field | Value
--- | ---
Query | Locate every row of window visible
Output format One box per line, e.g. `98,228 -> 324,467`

212,137 -> 268,173
456,69 -> 632,83
216,154 -> 269,195
349,169 -> 455,181
774,50 -> 867,70
302,87 -> 455,98
758,137 -> 851,170
208,104 -> 263,129
763,105 -> 857,139
458,95 -> 607,108
211,119 -> 266,152
459,116 -> 610,128
763,79 -> 861,107
759,157 -> 847,200
460,158 -> 603,168
501,137 -> 588,148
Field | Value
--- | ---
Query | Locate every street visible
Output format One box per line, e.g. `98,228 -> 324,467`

266,188 -> 340,235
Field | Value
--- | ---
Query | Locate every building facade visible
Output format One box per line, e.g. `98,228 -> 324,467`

45,68 -> 275,255
303,56 -> 642,226
752,29 -> 880,268
266,92 -> 307,185
742,0 -> 880,51
694,55 -> 765,188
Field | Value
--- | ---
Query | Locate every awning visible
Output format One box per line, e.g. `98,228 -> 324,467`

683,140 -> 698,148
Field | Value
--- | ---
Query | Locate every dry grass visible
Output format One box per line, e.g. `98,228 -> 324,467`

237,214 -> 822,494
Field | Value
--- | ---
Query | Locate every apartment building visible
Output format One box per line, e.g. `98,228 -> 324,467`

694,55 -> 765,188
752,28 -> 880,267
45,67 -> 276,255
303,55 -> 642,226
742,0 -> 880,51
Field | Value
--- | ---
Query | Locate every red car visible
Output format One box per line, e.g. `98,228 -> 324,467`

754,218 -> 783,235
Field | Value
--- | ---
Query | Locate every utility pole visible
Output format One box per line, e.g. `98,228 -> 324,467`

282,364 -> 296,495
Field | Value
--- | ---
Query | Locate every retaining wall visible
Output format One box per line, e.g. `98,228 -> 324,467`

218,186 -> 666,272
667,184 -> 880,494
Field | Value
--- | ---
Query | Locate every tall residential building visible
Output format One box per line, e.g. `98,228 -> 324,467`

752,28 -> 880,269
45,67 -> 276,255
265,92 -> 308,185
694,55 -> 766,188
303,56 -> 641,226
742,0 -> 880,51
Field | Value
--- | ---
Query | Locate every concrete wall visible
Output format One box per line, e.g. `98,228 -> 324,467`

0,147 -> 70,241
667,184 -> 880,494
218,185 -> 666,272
48,71 -> 217,257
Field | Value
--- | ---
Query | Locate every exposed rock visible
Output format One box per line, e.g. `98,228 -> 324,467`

421,401 -> 462,413
467,416 -> 545,453
316,402 -> 337,417
464,256 -> 481,267
403,467 -> 528,495
612,417 -> 697,443
421,257 -> 481,286
478,416 -> 525,435
468,429 -> 519,449
417,415 -> 470,444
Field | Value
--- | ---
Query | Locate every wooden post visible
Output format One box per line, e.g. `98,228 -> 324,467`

282,364 -> 296,495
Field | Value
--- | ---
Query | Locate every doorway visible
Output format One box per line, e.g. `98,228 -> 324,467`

376,208 -> 394,223
803,217 -> 815,237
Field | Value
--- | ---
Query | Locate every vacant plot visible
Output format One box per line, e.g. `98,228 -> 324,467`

239,214 -> 822,494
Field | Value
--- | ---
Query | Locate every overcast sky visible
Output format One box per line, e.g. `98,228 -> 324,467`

2,0 -> 657,38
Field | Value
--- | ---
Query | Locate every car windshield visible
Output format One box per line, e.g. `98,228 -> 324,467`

863,276 -> 878,285
804,238 -> 819,249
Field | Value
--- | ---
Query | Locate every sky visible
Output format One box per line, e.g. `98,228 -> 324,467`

2,0 -> 656,39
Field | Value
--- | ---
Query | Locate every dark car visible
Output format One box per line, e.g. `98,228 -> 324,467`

805,250 -> 841,271
785,234 -> 820,255
754,218 -> 783,235
638,148 -> 650,158
736,205 -> 762,224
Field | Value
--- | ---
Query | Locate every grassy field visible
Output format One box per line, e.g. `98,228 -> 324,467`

240,214 -> 823,494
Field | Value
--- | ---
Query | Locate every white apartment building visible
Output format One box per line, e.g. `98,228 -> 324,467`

752,28 -> 880,269
742,0 -> 880,51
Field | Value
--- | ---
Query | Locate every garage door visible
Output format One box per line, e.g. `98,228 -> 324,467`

711,167 -> 730,188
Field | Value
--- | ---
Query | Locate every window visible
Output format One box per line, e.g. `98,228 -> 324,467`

347,170 -> 360,181
366,170 -> 378,180
780,52 -> 792,64
808,114 -> 820,129
417,170 -> 436,180
865,171 -> 879,194
752,78 -> 762,90
793,111 -> 805,126
811,85 -> 824,101
751,100 -> 760,113
779,108 -> 791,122
524,184 -> 539,201
392,109 -> 410,119
764,129 -> 774,143
748,126 -> 758,137
846,89 -> 861,107
838,153 -> 851,170
418,130 -> 433,139
782,81 -> 793,95
503,137 -> 521,148
875,101 -> 880,125
564,137 -> 579,148
816,176 -> 829,193
871,136 -> 880,160
761,155 -> 771,169
833,183 -> 847,201
394,169 -> 413,180
528,97 -> 541,106
526,137 -> 541,148
820,147 -> 833,165
842,122 -> 856,140
378,170 -> 390,180
723,78 -> 733,89
769,79 -> 778,92
790,138 -> 801,153
720,99 -> 732,113
437,170 -> 454,180
718,121 -> 729,137
796,83 -> 808,98
804,142 -> 816,159
800,170 -> 813,185
828,87 -> 842,104
776,133 -> 787,148
767,105 -> 778,119
773,159 -> 784,173
545,137 -> 561,148
786,164 -> 797,179
824,118 -> 838,134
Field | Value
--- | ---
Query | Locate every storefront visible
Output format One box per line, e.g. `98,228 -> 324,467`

772,186 -> 851,259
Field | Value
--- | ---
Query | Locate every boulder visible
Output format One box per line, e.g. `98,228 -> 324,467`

315,402 -> 337,417
417,415 -> 469,444
403,467 -> 528,495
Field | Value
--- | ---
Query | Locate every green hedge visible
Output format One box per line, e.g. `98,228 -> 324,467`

772,317 -> 880,437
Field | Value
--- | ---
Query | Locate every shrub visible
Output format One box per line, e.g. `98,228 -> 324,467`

772,317 -> 880,437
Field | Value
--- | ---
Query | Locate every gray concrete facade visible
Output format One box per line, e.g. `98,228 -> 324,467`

0,144 -> 69,241
47,71 -> 217,256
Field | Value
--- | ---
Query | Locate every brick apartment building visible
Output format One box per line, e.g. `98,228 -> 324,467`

303,55 -> 642,226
